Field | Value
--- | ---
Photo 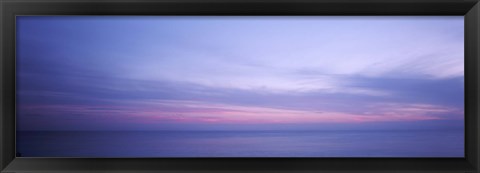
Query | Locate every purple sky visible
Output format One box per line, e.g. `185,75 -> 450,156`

16,16 -> 464,131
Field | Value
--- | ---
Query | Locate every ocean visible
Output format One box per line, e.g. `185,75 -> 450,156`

16,130 -> 464,157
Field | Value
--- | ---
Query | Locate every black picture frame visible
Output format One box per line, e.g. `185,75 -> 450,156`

1,0 -> 479,172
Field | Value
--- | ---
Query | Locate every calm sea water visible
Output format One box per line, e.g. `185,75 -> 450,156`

16,130 -> 464,157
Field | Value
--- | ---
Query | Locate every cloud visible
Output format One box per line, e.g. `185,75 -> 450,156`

16,16 -> 464,131
17,69 -> 464,121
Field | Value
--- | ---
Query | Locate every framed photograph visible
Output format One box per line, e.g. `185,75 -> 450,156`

1,0 -> 479,172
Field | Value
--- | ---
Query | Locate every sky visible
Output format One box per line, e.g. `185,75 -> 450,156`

16,16 -> 464,131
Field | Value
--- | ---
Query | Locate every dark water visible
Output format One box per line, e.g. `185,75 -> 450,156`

17,130 -> 464,157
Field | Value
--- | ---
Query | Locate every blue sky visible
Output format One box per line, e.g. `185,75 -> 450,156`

16,16 -> 464,131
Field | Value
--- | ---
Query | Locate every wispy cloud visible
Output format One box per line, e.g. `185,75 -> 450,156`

16,16 -> 464,131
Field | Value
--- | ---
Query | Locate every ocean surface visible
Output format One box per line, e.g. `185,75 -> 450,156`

16,130 -> 464,157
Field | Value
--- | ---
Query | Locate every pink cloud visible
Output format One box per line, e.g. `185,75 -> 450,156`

19,100 -> 462,125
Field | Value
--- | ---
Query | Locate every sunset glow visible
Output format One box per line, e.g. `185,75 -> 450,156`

16,16 -> 464,131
